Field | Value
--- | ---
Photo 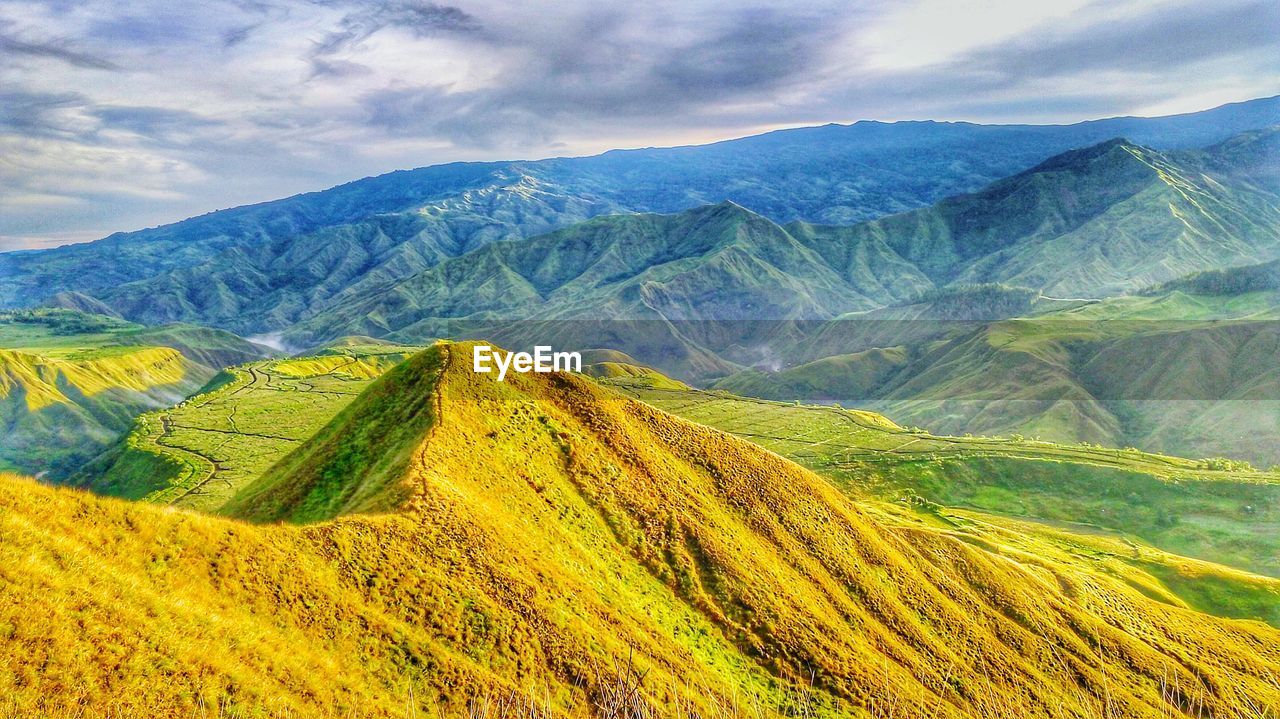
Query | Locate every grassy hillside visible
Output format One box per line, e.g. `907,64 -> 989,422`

225,346 -> 443,523
610,378 -> 1280,584
76,343 -> 418,513
711,275 -> 1280,465
5,343 -> 1280,717
81,345 -> 681,516
0,309 -> 269,479
604,381 -> 1280,608
581,360 -> 691,390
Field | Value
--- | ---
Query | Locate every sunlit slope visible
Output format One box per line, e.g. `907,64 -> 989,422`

0,344 -> 207,476
76,344 -> 417,512
611,379 -> 1280,582
580,349 -> 692,390
0,309 -> 271,479
6,343 -> 1280,717
82,344 -> 667,516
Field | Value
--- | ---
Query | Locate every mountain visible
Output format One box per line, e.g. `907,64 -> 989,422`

0,309 -> 271,479
272,132 -> 1279,375
271,199 -> 945,380
793,129 -> 1280,298
5,342 -> 1279,717
281,201 -> 926,349
711,270 -> 1280,466
2,97 -> 1277,336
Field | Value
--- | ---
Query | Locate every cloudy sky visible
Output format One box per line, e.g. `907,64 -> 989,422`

1,0 -> 1277,250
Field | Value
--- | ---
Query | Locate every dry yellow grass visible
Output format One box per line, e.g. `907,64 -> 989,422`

580,361 -> 691,391
0,346 -> 192,411
2,342 -> 1278,717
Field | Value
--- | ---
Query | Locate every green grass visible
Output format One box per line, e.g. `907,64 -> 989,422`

0,309 -> 138,357
614,383 -> 1275,479
225,345 -> 444,523
1142,560 -> 1280,626
715,290 -> 1280,467
0,308 -> 273,480
1037,289 -> 1280,322
6,342 -> 1280,717
76,345 -> 419,513
605,379 -> 1280,599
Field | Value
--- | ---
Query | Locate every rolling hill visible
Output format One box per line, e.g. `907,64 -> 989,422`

706,253 -> 1280,466
2,97 -> 1277,338
74,342 -> 420,512
610,374 -> 1280,585
0,310 -> 270,479
4,342 -> 1280,717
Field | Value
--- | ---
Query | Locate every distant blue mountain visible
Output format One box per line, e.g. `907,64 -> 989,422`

2,95 -> 1277,335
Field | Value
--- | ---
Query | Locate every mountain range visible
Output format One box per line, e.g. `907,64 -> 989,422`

2,97 -> 1277,339
272,128 -> 1280,364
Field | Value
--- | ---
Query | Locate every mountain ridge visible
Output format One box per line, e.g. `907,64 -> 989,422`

6,341 -> 1280,716
278,132 -> 1280,359
4,97 -> 1278,336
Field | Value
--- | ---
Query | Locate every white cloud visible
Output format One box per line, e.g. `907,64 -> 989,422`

857,0 -> 1092,70
0,0 -> 1275,243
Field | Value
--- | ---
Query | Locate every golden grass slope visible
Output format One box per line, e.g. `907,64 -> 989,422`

0,346 -> 193,411
269,352 -> 410,380
0,344 -> 211,478
2,342 -> 1279,717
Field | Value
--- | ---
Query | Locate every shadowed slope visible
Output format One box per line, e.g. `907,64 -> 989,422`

225,346 -> 446,523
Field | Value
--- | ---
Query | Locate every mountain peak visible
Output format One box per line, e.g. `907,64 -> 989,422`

1023,136 -> 1148,175
696,199 -> 758,217
224,345 -> 447,522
